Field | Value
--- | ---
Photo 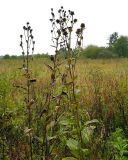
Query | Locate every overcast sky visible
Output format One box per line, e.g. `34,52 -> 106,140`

0,0 -> 128,55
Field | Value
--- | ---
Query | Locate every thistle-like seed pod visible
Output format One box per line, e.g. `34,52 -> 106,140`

23,26 -> 27,30
57,29 -> 61,35
51,12 -> 55,17
70,11 -> 74,16
28,26 -> 31,30
58,9 -> 61,13
56,19 -> 60,24
74,19 -> 77,23
50,55 -> 54,61
20,35 -> 23,38
63,31 -> 68,36
63,18 -> 66,22
50,19 -> 53,22
81,23 -> 85,29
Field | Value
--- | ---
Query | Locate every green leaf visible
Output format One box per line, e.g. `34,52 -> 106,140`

66,139 -> 79,158
82,126 -> 96,143
62,157 -> 77,160
46,120 -> 55,131
85,119 -> 99,125
81,148 -> 90,156
59,119 -> 74,126
67,138 -> 78,151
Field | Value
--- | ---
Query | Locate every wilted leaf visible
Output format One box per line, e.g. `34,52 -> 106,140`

24,127 -> 33,136
44,63 -> 54,71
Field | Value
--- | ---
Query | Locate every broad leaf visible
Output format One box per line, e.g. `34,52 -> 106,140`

62,157 -> 77,160
85,119 -> 99,125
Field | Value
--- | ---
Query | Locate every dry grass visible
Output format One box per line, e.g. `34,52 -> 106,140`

0,58 -> 128,159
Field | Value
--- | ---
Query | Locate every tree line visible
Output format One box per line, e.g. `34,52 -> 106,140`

1,32 -> 128,59
80,32 -> 128,58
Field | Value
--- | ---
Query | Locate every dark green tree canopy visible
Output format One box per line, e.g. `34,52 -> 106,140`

108,32 -> 118,48
114,36 -> 128,57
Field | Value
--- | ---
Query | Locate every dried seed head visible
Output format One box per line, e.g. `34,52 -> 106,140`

30,29 -> 33,33
23,26 -> 27,30
63,31 -> 68,36
58,9 -> 61,13
20,42 -> 22,47
50,19 -> 53,22
63,18 -> 66,22
51,12 -> 55,17
70,11 -> 74,16
74,19 -> 77,23
20,35 -> 23,38
57,29 -> 61,35
64,13 -> 66,17
56,19 -> 60,24
31,35 -> 34,39
80,23 -> 85,29
62,28 -> 66,32
28,26 -> 31,30
50,55 -> 54,61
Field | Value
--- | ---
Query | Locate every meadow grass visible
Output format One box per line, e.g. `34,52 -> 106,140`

0,58 -> 128,159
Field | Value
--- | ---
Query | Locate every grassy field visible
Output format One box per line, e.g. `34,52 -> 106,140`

0,58 -> 128,159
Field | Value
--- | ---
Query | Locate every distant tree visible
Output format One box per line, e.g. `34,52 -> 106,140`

3,54 -> 10,59
34,53 -> 49,58
113,36 -> 128,57
10,55 -> 18,59
97,48 -> 117,58
81,45 -> 105,58
108,32 -> 118,48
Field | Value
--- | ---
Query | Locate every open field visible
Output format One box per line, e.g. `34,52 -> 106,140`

0,58 -> 128,159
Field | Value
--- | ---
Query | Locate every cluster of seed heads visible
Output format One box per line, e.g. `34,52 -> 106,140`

20,22 -> 35,66
50,6 -> 85,54
76,23 -> 85,47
